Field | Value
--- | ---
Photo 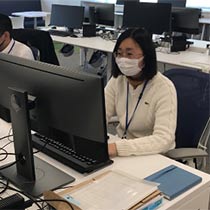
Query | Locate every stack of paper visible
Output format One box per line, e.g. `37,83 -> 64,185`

44,170 -> 163,210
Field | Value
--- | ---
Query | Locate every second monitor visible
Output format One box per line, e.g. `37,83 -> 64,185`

116,0 -> 139,5
50,4 -> 84,33
123,2 -> 172,35
81,1 -> 115,27
172,7 -> 201,35
158,0 -> 186,8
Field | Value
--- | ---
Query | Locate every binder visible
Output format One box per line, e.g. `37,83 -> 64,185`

144,165 -> 202,200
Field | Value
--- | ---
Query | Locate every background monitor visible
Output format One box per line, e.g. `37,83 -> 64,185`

81,1 -> 115,26
0,53 -> 111,197
172,7 -> 201,34
123,2 -> 172,35
50,4 -> 84,31
158,0 -> 186,7
116,0 -> 139,5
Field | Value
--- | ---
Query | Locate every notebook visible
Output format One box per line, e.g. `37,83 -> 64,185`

144,165 -> 202,200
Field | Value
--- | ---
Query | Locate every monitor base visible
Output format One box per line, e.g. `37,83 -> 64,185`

0,156 -> 75,197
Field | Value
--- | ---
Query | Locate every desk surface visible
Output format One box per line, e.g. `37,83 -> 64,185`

1,118 -> 210,210
52,35 -> 115,53
199,18 -> 210,24
52,34 -> 210,72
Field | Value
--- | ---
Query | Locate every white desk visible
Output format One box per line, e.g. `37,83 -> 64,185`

157,49 -> 210,73
199,18 -> 210,41
52,35 -> 115,53
12,11 -> 50,28
1,118 -> 210,210
51,35 -> 210,74
188,39 -> 210,50
52,35 -> 115,80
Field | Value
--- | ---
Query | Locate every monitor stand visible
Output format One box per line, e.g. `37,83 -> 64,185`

0,88 -> 75,197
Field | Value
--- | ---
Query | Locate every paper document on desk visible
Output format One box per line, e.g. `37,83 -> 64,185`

66,170 -> 159,210
144,165 -> 202,200
44,170 -> 160,210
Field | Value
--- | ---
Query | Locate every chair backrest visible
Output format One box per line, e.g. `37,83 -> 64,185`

9,16 -> 24,29
164,68 -> 210,148
12,28 -> 59,65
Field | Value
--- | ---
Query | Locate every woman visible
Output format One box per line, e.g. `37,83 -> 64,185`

105,28 -> 177,157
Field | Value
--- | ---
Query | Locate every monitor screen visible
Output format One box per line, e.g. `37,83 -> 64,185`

123,2 -> 172,35
172,7 -> 201,34
50,4 -> 84,30
0,0 -> 41,16
81,1 -> 115,26
116,0 -> 139,5
158,0 -> 186,7
0,53 -> 112,196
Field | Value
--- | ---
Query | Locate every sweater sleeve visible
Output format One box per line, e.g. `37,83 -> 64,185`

105,77 -> 117,123
115,79 -> 177,156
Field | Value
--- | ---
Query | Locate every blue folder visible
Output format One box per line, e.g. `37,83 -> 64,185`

144,165 -> 202,200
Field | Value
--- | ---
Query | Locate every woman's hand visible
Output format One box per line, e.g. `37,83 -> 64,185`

108,143 -> 118,157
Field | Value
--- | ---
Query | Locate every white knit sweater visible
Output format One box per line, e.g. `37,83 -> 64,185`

105,72 -> 177,156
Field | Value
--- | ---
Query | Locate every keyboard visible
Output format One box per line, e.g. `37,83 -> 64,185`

48,29 -> 72,37
32,133 -> 113,173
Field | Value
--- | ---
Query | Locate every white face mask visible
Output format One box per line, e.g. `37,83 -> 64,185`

115,57 -> 144,77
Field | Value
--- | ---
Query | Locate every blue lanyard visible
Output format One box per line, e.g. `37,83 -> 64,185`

122,80 -> 148,139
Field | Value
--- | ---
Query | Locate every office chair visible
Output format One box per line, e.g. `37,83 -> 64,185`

9,16 -> 24,29
163,68 -> 210,169
11,28 -> 59,65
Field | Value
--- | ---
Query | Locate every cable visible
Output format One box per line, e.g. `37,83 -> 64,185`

0,181 -> 43,210
2,141 -> 13,149
0,151 -> 16,159
0,179 -> 9,195
0,178 -> 74,210
0,159 -> 20,171
33,140 -> 49,154
0,134 -> 13,141
7,129 -> 13,143
0,152 -> 16,156
0,148 -> 8,161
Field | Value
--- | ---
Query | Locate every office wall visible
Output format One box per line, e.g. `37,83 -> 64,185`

41,0 -> 116,11
41,0 -> 81,12
186,0 -> 210,9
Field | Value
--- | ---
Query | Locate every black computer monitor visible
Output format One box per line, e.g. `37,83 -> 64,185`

172,7 -> 201,34
0,53 -> 112,197
123,2 -> 172,35
81,1 -> 115,26
50,4 -> 84,32
116,0 -> 139,5
158,0 -> 186,7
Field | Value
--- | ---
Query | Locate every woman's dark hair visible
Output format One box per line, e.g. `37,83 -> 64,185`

112,28 -> 157,81
0,13 -> 12,36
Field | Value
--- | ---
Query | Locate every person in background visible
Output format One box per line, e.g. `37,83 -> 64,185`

105,28 -> 177,157
0,13 -> 34,60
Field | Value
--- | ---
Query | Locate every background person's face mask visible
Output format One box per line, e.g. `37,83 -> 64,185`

115,57 -> 144,77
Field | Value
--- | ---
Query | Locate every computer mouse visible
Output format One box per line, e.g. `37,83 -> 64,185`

51,26 -> 56,29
